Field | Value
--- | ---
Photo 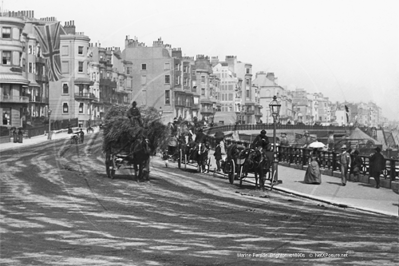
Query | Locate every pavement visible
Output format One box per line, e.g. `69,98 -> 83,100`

1,131 -> 398,217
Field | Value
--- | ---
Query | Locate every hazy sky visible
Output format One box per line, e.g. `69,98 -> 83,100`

6,0 -> 399,120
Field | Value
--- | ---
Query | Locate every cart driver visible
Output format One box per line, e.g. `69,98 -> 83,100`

127,101 -> 143,128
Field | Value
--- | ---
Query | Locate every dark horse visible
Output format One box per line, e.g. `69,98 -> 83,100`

239,148 -> 271,190
183,141 -> 209,172
129,136 -> 151,180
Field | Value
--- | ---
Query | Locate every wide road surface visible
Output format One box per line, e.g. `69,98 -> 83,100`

0,132 -> 397,265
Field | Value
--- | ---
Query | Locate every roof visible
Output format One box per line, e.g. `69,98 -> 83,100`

75,77 -> 94,85
0,74 -> 30,85
347,127 -> 382,145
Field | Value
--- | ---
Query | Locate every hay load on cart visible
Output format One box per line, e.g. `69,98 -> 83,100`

102,105 -> 168,180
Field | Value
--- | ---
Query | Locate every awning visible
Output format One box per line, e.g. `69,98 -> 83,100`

0,74 -> 30,85
75,77 -> 94,85
28,79 -> 40,87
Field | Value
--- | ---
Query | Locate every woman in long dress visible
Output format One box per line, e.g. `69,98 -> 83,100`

304,148 -> 322,184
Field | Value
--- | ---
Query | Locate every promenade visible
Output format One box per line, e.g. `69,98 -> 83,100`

1,130 -> 397,217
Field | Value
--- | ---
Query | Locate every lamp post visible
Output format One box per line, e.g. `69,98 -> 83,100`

47,109 -> 52,140
269,95 -> 281,183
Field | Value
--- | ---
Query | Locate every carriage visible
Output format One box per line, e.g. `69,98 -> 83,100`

102,106 -> 167,181
162,121 -> 211,173
178,141 -> 211,173
104,134 -> 150,181
224,142 -> 274,190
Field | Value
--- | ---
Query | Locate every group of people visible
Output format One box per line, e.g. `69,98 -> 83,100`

304,144 -> 386,188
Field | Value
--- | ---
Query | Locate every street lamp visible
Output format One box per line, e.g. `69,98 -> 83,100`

47,109 -> 52,140
269,95 -> 281,183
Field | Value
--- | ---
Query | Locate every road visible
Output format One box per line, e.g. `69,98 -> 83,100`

0,131 -> 398,265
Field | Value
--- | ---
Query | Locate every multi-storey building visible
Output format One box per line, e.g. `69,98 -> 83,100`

194,55 -> 215,122
1,11 -> 52,133
0,15 -> 29,131
225,56 -> 261,124
252,72 -> 292,124
49,21 -> 94,127
292,88 -> 312,124
123,37 -> 195,123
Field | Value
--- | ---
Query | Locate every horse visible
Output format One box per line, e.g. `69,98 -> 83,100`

240,148 -> 271,190
129,136 -> 151,181
182,141 -> 209,172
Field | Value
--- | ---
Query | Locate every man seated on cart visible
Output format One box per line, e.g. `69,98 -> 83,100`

127,101 -> 143,127
251,130 -> 269,159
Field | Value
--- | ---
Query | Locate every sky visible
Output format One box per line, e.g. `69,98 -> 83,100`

5,0 -> 399,120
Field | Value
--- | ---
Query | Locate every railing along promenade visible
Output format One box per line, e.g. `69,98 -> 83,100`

204,124 -> 399,182
205,123 -> 349,135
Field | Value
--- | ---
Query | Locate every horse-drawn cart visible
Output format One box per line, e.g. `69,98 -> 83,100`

102,105 -> 168,181
179,142 -> 211,173
104,139 -> 150,180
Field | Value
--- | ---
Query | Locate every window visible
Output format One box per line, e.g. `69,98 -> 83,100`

141,64 -> 146,70
184,78 -> 188,86
164,63 -> 170,70
201,88 -> 205,96
184,66 -> 188,73
165,90 -> 170,105
28,62 -> 33,73
92,72 -> 96,81
62,83 -> 69,94
79,103 -> 84,113
78,46 -> 83,55
177,76 -> 180,85
28,45 -> 33,54
2,27 -> 11,38
2,51 -> 11,65
229,93 -> 233,101
246,89 -> 250,98
165,75 -> 170,84
2,108 -> 11,125
62,103 -> 69,113
61,45 -> 68,56
141,75 -> 146,85
78,61 -> 83,72
126,67 -> 131,75
246,68 -> 250,74
201,76 -> 205,83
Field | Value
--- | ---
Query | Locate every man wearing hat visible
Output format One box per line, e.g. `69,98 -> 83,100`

251,130 -> 269,150
339,145 -> 351,186
369,147 -> 386,189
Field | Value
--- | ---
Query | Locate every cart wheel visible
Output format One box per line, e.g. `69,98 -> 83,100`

178,149 -> 182,169
228,159 -> 235,184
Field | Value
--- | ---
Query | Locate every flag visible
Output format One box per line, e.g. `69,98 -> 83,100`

345,105 -> 350,123
34,22 -> 62,81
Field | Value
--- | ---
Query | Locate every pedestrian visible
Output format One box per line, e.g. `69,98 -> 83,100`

339,145 -> 351,186
167,133 -> 178,160
369,147 -> 385,189
79,128 -> 84,143
304,148 -> 321,184
214,139 -> 223,172
350,150 -> 363,182
12,128 -> 17,143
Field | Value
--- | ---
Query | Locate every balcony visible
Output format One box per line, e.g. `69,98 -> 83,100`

74,93 -> 96,101
30,96 -> 48,104
200,107 -> 214,115
0,95 -> 29,103
191,104 -> 200,110
100,78 -> 117,88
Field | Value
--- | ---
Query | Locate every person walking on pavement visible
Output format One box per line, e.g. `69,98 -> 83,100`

79,128 -> 84,144
17,128 -> 23,143
339,145 -> 351,186
350,150 -> 363,182
369,147 -> 385,189
214,138 -> 224,172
